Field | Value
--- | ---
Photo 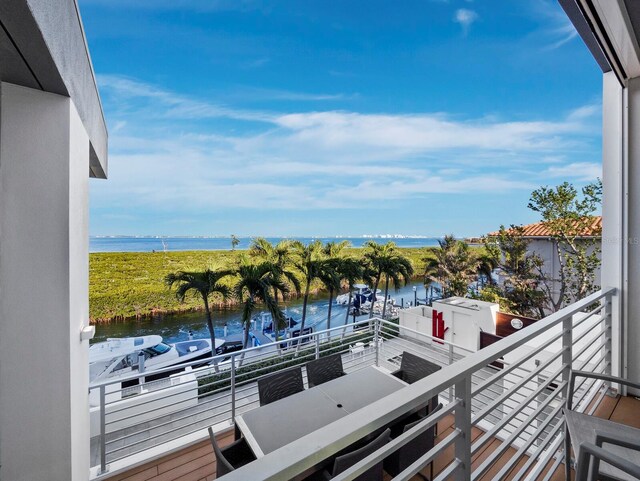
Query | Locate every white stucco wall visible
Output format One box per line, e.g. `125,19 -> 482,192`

525,238 -> 601,308
0,83 -> 91,481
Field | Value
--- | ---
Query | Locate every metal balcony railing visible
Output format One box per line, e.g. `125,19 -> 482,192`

219,287 -> 615,481
89,314 -> 474,475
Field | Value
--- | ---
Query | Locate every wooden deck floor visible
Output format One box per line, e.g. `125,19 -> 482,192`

104,393 -> 640,481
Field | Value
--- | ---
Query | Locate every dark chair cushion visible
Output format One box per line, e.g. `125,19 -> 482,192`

306,353 -> 346,388
208,427 -> 256,477
391,351 -> 441,385
384,403 -> 443,477
328,428 -> 391,481
257,366 -> 304,406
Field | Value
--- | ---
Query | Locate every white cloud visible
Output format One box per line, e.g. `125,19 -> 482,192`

529,0 -> 579,50
231,87 -> 352,102
92,75 -> 601,216
542,162 -> 601,181
242,57 -> 271,69
97,74 -> 274,123
454,9 -> 478,35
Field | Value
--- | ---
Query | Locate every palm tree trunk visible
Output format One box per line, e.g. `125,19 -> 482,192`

243,325 -> 250,349
203,295 -> 219,373
381,277 -> 390,319
326,287 -> 334,331
341,289 -> 353,339
299,278 -> 311,335
344,289 -> 353,325
296,279 -> 311,353
369,274 -> 381,319
272,287 -> 280,341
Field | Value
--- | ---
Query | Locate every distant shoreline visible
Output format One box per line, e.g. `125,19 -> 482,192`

89,236 -> 443,253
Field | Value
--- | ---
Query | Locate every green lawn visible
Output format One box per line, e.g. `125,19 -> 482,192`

89,247 -> 430,323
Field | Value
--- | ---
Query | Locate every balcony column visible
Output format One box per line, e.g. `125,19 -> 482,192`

0,83 -> 91,480
601,71 -> 625,383
624,76 -> 640,391
603,70 -> 640,392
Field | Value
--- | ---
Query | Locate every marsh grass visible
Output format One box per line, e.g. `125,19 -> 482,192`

89,248 -> 429,323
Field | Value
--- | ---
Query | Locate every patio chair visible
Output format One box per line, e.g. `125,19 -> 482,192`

257,366 -> 304,406
208,427 -> 255,478
384,403 -> 443,480
306,353 -> 346,388
391,351 -> 441,416
564,371 -> 640,481
321,428 -> 392,481
350,342 -> 365,359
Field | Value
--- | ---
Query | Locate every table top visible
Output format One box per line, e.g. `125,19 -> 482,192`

317,366 -> 406,413
235,366 -> 406,457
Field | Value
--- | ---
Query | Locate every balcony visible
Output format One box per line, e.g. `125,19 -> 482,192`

92,288 -> 627,480
103,388 -> 639,481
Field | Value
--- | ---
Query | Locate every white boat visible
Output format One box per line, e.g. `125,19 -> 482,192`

335,283 -> 381,306
89,335 -> 223,386
359,298 -> 397,316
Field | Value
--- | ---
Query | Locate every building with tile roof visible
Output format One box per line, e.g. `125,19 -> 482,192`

487,216 -> 602,315
488,216 -> 602,238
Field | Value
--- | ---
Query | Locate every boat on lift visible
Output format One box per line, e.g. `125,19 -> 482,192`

335,283 -> 381,306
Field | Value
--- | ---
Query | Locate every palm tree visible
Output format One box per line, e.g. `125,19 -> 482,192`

423,235 -> 486,299
362,241 -> 388,318
233,258 -> 288,350
291,240 -> 325,338
321,241 -> 350,330
363,241 -> 413,319
165,268 -> 232,357
379,253 -> 414,319
475,248 -> 498,290
249,238 -> 301,338
249,238 -> 301,304
338,257 -> 364,328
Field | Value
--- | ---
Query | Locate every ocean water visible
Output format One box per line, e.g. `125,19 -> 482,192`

90,236 -> 441,253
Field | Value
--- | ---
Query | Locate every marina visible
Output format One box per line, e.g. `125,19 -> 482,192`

91,281 -> 434,345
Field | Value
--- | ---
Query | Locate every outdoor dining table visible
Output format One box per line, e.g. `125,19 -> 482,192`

234,365 -> 407,458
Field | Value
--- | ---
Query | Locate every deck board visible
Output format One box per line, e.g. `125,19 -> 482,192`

608,395 -> 640,428
591,392 -> 619,420
104,394 -> 640,481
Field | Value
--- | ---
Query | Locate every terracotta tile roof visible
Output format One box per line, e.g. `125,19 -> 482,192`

488,216 -> 602,238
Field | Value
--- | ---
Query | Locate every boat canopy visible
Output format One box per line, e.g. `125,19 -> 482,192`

353,283 -> 369,290
89,335 -> 164,363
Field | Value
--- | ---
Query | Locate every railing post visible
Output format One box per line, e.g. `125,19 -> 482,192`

562,312 -> 573,481
99,385 -> 109,475
448,343 -> 454,402
454,376 -> 472,481
374,318 -> 380,367
604,292 -> 613,381
230,354 -> 236,421
315,334 -> 320,360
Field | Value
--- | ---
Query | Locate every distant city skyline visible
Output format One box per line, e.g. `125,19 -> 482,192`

81,0 -> 603,238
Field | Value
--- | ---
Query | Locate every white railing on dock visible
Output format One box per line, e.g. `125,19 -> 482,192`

90,315 -> 473,475
219,288 -> 615,481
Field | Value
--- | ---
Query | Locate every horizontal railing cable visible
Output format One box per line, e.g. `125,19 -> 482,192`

515,417 -> 565,480
471,381 -> 566,480
334,420 -> 460,481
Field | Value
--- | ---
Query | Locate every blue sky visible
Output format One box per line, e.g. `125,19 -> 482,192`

82,0 -> 603,237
